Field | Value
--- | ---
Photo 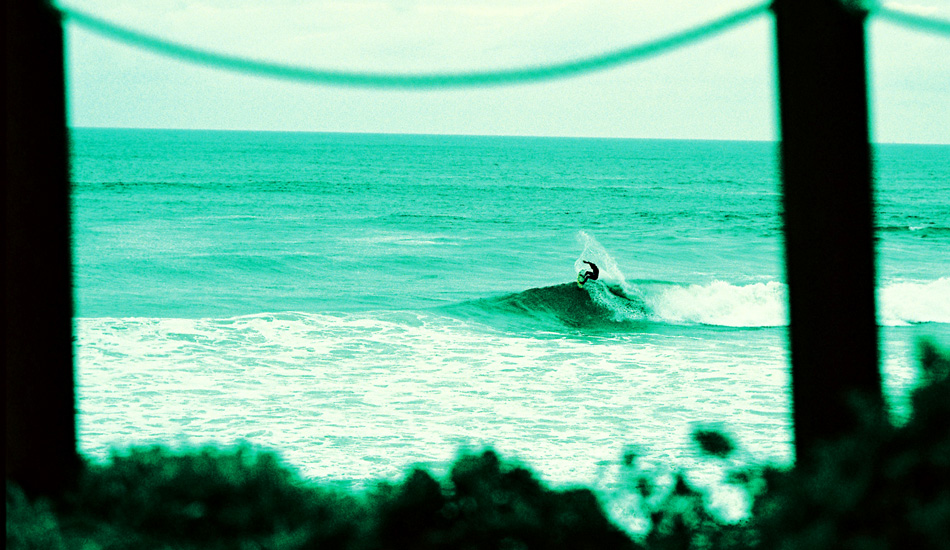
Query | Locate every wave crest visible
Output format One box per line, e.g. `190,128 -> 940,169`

880,277 -> 950,326
643,281 -> 787,327
642,278 -> 950,327
460,282 -> 647,331
454,277 -> 949,331
450,232 -> 949,331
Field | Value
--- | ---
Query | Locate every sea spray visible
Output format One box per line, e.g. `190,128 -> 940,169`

574,231 -> 648,322
574,231 -> 629,286
584,283 -> 649,323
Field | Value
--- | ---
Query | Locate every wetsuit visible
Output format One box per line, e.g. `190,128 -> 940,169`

580,261 -> 599,284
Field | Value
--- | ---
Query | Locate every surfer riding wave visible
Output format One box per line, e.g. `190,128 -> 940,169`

577,261 -> 599,287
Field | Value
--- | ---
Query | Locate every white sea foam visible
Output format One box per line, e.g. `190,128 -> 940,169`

73,306 -> 939,533
644,281 -> 788,327
74,313 -> 794,517
630,278 -> 949,328
574,232 -> 949,328
879,277 -> 950,326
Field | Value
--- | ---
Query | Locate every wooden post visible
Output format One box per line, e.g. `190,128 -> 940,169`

4,0 -> 80,495
772,0 -> 883,464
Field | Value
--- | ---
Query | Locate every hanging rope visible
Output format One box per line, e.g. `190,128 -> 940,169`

875,5 -> 950,37
56,2 -> 949,89
57,2 -> 771,89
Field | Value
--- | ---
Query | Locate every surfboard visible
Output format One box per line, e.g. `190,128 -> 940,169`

577,271 -> 586,288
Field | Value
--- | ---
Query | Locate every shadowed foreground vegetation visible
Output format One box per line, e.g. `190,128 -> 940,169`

8,343 -> 950,549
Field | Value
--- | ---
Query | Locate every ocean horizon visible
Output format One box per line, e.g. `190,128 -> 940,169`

73,125 -> 950,146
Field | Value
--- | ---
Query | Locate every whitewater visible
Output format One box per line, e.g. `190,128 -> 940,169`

70,129 -> 949,530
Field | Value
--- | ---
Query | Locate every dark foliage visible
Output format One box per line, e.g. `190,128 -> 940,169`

748,341 -> 950,549
7,448 -> 634,550
654,475 -> 761,550
56,446 -> 362,548
693,430 -> 736,460
371,450 -> 635,550
7,343 -> 950,549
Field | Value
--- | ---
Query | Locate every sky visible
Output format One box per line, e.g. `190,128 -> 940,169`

63,0 -> 949,143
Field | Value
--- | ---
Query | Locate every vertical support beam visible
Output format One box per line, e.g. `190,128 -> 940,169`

772,0 -> 883,464
5,1 -> 80,495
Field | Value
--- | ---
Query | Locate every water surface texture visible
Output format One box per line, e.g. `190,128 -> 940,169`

71,129 -> 949,522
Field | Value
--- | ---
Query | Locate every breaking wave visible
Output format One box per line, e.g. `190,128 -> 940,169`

454,276 -> 948,332
446,233 -> 948,332
641,280 -> 787,327
879,277 -> 950,326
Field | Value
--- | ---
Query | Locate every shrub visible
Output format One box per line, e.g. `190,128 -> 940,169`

7,342 -> 950,549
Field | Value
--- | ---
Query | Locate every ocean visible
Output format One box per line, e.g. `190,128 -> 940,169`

70,128 -> 949,526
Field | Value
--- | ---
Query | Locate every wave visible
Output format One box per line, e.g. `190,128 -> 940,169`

878,224 -> 950,237
452,231 -> 786,330
444,231 -> 652,331
453,277 -> 949,332
462,281 -> 649,330
879,278 -> 950,326
445,232 -> 949,332
641,280 -> 787,327
447,279 -> 785,331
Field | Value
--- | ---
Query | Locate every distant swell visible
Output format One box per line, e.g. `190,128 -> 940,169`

879,224 -> 950,236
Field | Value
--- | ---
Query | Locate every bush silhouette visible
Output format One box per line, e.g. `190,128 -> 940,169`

7,342 -> 950,549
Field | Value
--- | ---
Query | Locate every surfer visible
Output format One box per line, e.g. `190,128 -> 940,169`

577,261 -> 599,286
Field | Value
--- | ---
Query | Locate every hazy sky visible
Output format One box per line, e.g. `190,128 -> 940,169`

63,0 -> 949,143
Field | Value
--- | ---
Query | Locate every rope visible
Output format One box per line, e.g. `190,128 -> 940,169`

56,2 -> 949,90
875,5 -> 950,37
57,2 -> 771,89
